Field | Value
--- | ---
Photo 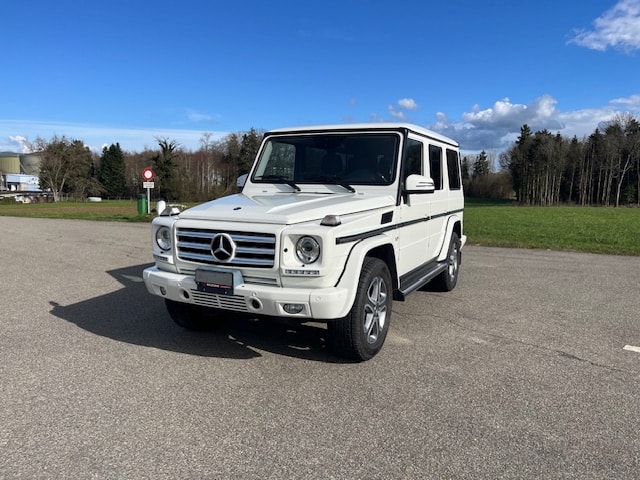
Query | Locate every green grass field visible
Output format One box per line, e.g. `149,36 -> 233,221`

1,198 -> 638,256
464,198 -> 640,256
0,199 -> 152,222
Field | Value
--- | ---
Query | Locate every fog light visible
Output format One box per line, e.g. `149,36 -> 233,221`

283,303 -> 304,314
159,286 -> 167,296
284,269 -> 320,276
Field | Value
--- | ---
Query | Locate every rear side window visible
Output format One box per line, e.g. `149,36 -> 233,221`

446,148 -> 462,190
429,145 -> 442,190
405,139 -> 423,176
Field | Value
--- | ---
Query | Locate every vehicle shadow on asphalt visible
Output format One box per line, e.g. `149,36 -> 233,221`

49,264 -> 348,363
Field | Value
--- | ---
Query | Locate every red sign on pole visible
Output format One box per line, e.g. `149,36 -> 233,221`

142,168 -> 155,181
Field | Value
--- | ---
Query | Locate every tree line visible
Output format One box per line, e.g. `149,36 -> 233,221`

501,114 -> 639,206
35,128 -> 263,203
33,114 -> 640,206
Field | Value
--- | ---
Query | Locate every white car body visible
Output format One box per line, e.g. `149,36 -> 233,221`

143,123 -> 466,359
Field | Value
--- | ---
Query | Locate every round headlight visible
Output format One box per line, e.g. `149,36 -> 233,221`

295,236 -> 320,264
155,226 -> 172,251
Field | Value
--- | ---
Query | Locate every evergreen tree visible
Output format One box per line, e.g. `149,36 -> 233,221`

239,128 -> 263,175
510,124 -> 533,203
473,150 -> 490,178
152,138 -> 179,199
99,143 -> 126,198
461,156 -> 471,184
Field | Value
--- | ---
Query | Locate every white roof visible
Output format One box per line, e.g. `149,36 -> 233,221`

266,122 -> 459,147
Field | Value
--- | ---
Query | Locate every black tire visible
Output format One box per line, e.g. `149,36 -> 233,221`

165,299 -> 221,331
431,232 -> 461,292
328,257 -> 392,361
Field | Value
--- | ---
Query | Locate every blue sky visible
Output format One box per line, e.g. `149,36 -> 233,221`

1,0 -> 639,155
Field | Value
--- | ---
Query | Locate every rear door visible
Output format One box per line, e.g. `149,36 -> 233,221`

425,143 -> 448,260
445,147 -> 464,220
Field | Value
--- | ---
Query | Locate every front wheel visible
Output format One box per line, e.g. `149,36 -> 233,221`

328,257 -> 392,361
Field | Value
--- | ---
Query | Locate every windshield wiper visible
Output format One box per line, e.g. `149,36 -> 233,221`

259,175 -> 301,191
312,175 -> 356,193
309,175 -> 356,193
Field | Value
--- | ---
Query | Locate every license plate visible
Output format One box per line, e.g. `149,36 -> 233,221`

195,269 -> 234,295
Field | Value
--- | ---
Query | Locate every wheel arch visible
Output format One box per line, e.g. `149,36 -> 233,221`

334,236 -> 398,318
366,242 -> 398,292
436,215 -> 463,263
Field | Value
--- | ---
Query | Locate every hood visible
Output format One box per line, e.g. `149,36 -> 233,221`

178,192 -> 395,225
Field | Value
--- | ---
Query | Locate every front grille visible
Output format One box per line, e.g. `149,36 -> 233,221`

189,290 -> 248,311
176,228 -> 276,268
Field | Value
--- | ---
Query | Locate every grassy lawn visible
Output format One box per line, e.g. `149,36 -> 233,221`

464,198 -> 640,256
0,199 -> 152,222
1,198 -> 638,256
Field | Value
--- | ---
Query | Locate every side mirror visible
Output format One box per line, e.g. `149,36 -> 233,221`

404,174 -> 435,194
156,200 -> 166,216
237,174 -> 248,189
159,203 -> 184,216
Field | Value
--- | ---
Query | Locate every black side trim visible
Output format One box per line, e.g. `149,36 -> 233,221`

336,208 -> 463,245
381,211 -> 393,224
396,259 -> 447,300
431,208 -> 463,220
336,224 -> 396,245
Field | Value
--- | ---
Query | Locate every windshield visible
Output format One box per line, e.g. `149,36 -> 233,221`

252,132 -> 399,187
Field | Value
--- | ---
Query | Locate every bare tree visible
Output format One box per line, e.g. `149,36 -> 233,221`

35,135 -> 95,201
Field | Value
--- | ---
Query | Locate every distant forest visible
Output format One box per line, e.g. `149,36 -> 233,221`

465,113 -> 640,206
32,114 -> 640,206
34,129 -> 263,203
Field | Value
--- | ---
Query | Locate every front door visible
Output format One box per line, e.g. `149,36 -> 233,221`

396,135 -> 432,277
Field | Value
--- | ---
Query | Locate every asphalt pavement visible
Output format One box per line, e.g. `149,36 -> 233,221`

1,216 -> 638,479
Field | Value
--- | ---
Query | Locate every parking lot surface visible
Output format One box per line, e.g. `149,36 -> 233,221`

1,217 -> 639,478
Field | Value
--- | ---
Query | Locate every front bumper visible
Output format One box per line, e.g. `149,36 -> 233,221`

143,266 -> 350,320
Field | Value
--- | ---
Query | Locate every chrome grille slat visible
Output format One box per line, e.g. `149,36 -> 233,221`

179,252 -> 216,262
243,276 -> 278,286
178,229 -> 215,239
176,228 -> 276,268
236,246 -> 276,255
231,234 -> 275,244
177,241 -> 211,251
180,253 -> 273,266
189,290 -> 248,311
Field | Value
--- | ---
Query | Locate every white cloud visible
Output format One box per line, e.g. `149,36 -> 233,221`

460,95 -> 563,131
610,93 -> 640,108
462,97 -> 527,126
186,109 -> 222,123
387,105 -> 407,121
385,98 -> 419,121
187,111 -> 214,122
0,120 -> 229,153
568,0 -> 640,52
398,98 -> 418,110
6,135 -> 31,153
430,93 -> 640,152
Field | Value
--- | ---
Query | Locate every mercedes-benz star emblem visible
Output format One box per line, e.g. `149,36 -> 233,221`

210,233 -> 236,262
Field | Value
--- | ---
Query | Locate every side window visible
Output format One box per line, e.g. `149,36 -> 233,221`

446,149 -> 461,190
429,145 -> 443,190
405,139 -> 423,177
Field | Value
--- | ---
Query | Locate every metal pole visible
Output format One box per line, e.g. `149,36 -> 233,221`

147,187 -> 151,214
